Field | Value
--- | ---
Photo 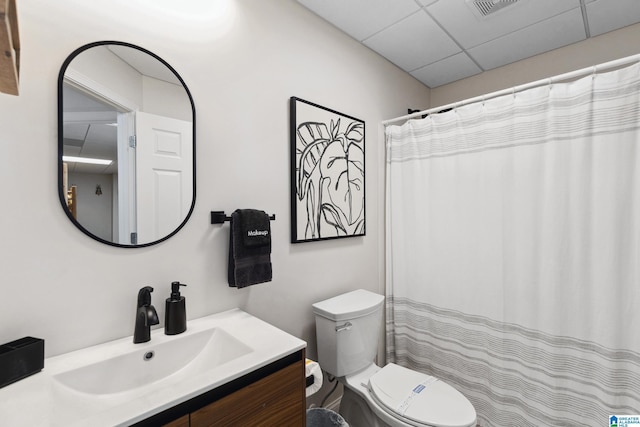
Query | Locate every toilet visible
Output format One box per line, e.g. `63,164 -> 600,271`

312,289 -> 477,427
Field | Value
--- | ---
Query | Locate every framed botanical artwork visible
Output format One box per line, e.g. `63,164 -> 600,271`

290,97 -> 365,243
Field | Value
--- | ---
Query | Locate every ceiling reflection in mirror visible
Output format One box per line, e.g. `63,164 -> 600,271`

58,42 -> 195,247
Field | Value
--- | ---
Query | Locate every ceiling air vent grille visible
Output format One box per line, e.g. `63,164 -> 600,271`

468,0 -> 521,18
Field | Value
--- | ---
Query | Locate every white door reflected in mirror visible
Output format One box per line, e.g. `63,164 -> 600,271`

135,112 -> 193,244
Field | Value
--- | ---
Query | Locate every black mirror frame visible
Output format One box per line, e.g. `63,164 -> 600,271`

57,41 -> 196,248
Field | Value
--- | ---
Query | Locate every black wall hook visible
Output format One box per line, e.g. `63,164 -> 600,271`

210,211 -> 276,224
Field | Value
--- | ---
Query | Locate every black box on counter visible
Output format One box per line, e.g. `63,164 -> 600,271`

0,337 -> 44,388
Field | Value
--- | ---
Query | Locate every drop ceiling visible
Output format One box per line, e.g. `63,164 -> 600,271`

296,0 -> 640,88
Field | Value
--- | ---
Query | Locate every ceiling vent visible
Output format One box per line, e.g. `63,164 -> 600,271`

467,0 -> 521,19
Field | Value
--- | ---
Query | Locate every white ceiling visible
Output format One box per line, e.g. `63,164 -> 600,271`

296,0 -> 640,88
107,45 -> 180,85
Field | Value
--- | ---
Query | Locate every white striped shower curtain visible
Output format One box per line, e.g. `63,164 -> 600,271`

385,62 -> 640,426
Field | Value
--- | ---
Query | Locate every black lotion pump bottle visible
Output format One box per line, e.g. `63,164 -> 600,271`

165,282 -> 187,335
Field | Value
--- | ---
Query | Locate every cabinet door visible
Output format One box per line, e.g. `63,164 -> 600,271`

163,414 -> 189,427
191,361 -> 305,427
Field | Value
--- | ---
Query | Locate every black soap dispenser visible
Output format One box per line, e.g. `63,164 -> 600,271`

165,282 -> 187,335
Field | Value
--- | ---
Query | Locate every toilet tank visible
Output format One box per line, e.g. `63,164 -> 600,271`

312,289 -> 385,377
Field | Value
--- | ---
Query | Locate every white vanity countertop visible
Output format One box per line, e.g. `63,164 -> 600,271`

0,309 -> 306,426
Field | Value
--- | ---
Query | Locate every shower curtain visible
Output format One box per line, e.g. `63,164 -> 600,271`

385,62 -> 640,426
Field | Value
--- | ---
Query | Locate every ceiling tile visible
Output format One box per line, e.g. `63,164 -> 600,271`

411,53 -> 482,87
468,8 -> 586,70
64,146 -> 82,157
83,125 -> 118,158
586,0 -> 640,37
426,0 -> 581,49
296,0 -> 420,41
63,123 -> 90,141
363,11 -> 461,72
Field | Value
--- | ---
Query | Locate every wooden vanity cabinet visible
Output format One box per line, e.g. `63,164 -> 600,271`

135,350 -> 306,427
190,361 -> 304,426
164,415 -> 189,427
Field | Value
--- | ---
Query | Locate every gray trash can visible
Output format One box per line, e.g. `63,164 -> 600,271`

306,408 -> 349,427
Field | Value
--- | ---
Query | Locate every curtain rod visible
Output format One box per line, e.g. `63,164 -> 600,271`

382,52 -> 640,126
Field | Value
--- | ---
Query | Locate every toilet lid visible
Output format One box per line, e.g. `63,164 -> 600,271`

368,364 -> 476,427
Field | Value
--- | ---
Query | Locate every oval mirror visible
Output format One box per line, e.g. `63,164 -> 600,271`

58,41 -> 196,247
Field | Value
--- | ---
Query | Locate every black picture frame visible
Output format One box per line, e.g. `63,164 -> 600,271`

289,97 -> 366,243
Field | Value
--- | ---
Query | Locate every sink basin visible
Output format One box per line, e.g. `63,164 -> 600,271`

53,327 -> 252,395
0,309 -> 306,427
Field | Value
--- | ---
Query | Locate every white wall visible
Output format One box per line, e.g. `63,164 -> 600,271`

68,172 -> 114,242
0,0 -> 430,365
142,76 -> 192,122
68,45 -> 144,108
68,46 -> 192,120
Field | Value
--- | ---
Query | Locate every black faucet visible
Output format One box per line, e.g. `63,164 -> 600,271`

133,286 -> 159,344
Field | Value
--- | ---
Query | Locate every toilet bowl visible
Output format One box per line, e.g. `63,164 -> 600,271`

312,289 -> 476,427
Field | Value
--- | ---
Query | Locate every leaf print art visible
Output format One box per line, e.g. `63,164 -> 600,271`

290,97 -> 365,243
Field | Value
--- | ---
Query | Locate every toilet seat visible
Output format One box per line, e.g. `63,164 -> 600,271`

368,364 -> 476,427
